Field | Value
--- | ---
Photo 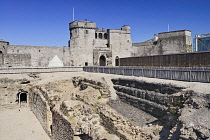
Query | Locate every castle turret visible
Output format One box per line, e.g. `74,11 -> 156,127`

69,20 -> 96,66
121,25 -> 130,33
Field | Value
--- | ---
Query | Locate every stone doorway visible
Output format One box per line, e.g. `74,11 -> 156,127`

17,89 -> 28,107
115,56 -> 119,66
99,55 -> 106,66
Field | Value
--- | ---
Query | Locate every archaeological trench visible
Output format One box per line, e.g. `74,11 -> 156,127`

0,72 -> 210,140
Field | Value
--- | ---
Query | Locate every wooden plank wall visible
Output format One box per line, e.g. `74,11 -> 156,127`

120,51 -> 210,67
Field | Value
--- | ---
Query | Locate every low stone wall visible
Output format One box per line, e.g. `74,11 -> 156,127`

51,110 -> 74,140
72,76 -> 110,97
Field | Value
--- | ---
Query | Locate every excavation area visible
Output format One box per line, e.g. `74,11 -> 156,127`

0,72 -> 209,140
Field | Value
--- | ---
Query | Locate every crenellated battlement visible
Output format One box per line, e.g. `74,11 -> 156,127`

69,20 -> 96,30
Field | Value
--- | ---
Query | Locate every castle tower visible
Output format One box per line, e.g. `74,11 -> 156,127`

109,25 -> 132,66
69,20 -> 96,66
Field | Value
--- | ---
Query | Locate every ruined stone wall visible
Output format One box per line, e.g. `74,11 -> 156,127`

51,110 -> 74,140
29,86 -> 75,139
29,89 -> 49,135
112,78 -> 184,120
7,45 -> 71,67
0,78 -> 23,107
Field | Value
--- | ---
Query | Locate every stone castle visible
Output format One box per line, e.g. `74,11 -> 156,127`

0,20 -> 192,67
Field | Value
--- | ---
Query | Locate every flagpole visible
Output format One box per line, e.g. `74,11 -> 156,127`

73,7 -> 74,21
168,24 -> 170,32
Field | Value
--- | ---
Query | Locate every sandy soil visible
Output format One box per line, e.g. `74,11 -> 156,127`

0,107 -> 50,140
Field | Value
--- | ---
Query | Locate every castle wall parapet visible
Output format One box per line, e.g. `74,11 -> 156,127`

70,20 -> 96,29
158,30 -> 191,38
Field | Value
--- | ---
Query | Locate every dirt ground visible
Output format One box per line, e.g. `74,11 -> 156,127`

0,107 -> 50,140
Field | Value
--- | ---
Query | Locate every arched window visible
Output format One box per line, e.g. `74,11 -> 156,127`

95,33 -> 97,39
99,33 -> 102,39
104,33 -> 108,39
99,55 -> 106,66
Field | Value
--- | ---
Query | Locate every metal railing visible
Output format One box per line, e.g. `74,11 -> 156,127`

83,66 -> 210,83
1,66 -> 209,83
0,66 -> 83,74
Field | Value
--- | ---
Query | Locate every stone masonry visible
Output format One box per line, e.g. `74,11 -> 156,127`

0,21 -> 192,67
132,30 -> 192,56
69,20 -> 132,66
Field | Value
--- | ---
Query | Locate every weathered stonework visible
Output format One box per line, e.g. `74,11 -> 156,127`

29,86 -> 52,136
51,110 -> 74,140
132,30 -> 192,56
111,78 -> 186,127
0,21 -> 192,67
69,20 -> 132,66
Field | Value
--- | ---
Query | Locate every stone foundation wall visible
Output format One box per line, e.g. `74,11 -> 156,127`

29,89 -> 49,135
72,77 -> 110,98
99,111 -> 128,140
29,86 -> 74,139
112,78 -> 184,119
51,110 -> 74,140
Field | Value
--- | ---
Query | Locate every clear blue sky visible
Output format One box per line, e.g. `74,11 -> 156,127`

1,0 -> 210,46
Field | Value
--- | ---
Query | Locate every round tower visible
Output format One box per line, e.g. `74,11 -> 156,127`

69,20 -> 96,66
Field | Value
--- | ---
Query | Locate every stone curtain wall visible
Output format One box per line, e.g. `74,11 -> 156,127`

7,45 -> 71,67
132,30 -> 192,57
51,110 -> 74,140
4,54 -> 31,67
